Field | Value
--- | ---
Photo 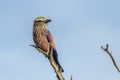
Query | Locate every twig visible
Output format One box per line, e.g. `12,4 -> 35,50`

29,45 -> 49,57
101,44 -> 120,73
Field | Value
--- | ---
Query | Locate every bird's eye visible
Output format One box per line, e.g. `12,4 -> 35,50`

35,20 -> 47,23
38,20 -> 42,22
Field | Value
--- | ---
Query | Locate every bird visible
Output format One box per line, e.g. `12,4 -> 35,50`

33,16 -> 64,72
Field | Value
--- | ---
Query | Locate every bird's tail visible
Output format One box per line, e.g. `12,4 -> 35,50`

58,64 -> 64,72
54,58 -> 64,72
52,49 -> 64,72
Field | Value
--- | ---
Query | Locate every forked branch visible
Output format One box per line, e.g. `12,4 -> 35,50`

30,44 -> 65,80
101,44 -> 120,73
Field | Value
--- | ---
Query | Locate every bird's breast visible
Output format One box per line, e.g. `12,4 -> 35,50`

33,26 -> 49,52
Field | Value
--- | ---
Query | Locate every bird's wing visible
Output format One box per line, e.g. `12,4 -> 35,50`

46,30 -> 56,50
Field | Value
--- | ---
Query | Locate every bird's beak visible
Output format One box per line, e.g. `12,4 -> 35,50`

46,19 -> 51,23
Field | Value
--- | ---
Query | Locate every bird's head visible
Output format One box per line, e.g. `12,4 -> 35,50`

34,16 -> 51,23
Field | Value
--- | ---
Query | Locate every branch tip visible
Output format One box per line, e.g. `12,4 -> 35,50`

70,75 -> 73,80
106,44 -> 109,50
101,44 -> 120,73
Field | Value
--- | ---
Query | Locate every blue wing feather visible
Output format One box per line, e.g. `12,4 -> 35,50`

46,34 -> 51,42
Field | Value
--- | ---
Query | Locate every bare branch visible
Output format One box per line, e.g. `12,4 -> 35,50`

101,44 -> 120,73
30,44 -> 65,80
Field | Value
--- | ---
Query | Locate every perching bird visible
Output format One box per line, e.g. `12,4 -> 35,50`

33,16 -> 64,72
